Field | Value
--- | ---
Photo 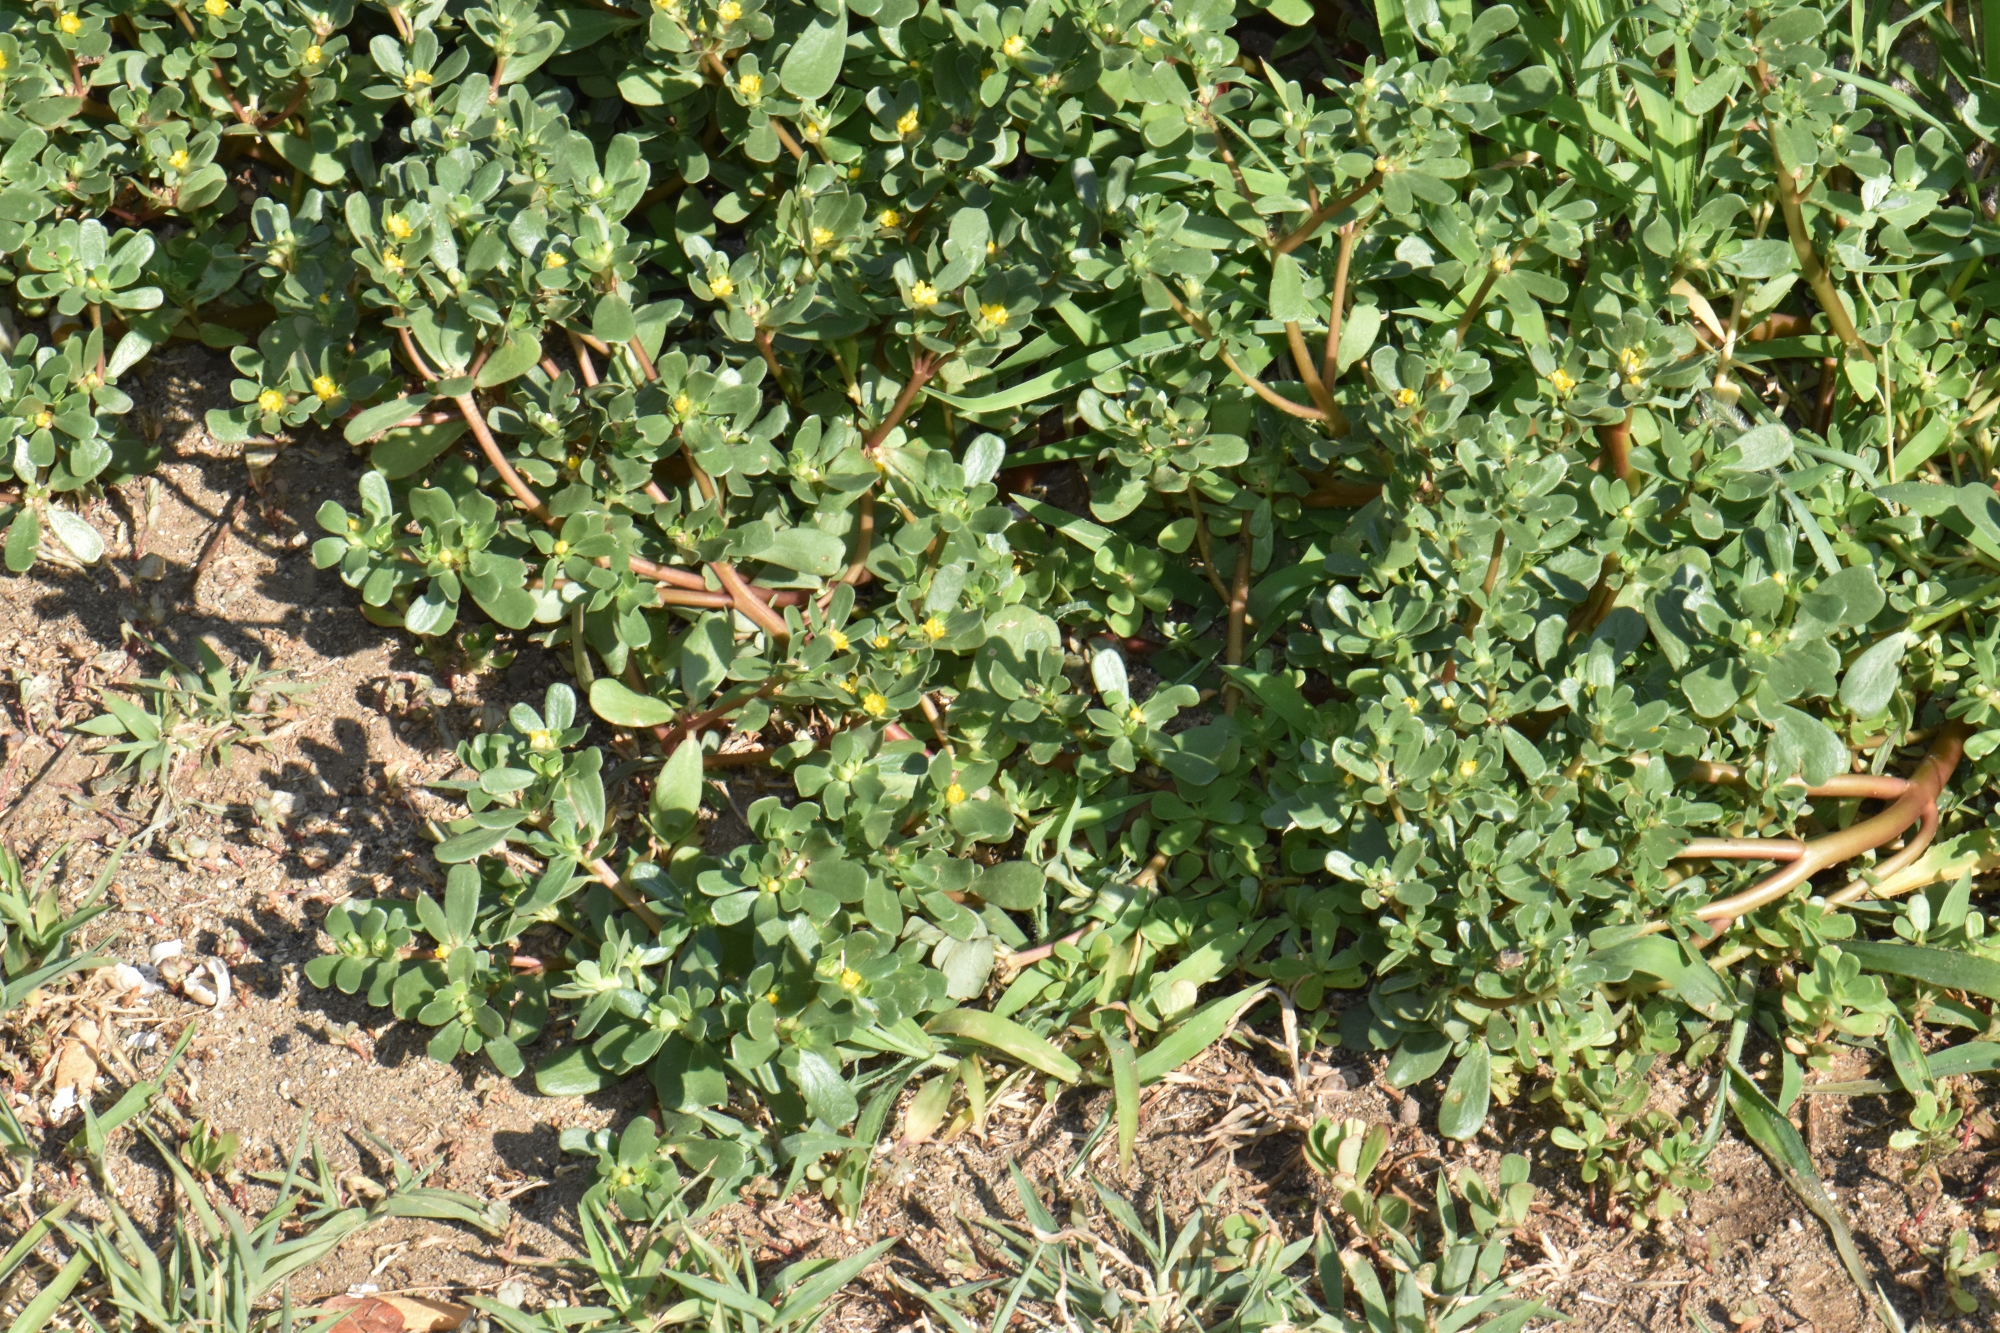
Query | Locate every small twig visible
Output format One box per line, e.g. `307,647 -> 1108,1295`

566,329 -> 599,387
1321,220 -> 1362,389
1222,539 -> 1251,715
1272,174 -> 1380,257
587,857 -> 661,932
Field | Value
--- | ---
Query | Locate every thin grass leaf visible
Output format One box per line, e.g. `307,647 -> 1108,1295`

926,1009 -> 1080,1083
8,1249 -> 91,1333
1133,984 -> 1269,1084
1728,1065 -> 1907,1332
1846,940 -> 2000,1000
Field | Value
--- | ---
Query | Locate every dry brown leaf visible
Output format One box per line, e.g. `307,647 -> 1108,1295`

318,1295 -> 471,1333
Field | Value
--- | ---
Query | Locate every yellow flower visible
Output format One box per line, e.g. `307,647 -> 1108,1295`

32,410 -> 52,429
544,251 -> 567,268
302,45 -> 322,65
896,106 -> 920,136
829,629 -> 849,651
763,990 -> 780,1004
256,389 -> 285,414
709,273 -> 734,298
1394,387 -> 1417,406
384,213 -> 414,240
921,616 -> 947,640
909,280 -> 939,307
168,149 -> 190,171
838,675 -> 857,693
861,692 -> 889,717
528,728 -> 556,751
311,374 -> 338,400
1127,704 -> 1145,722
847,166 -> 862,180
203,0 -> 228,15
737,72 -> 762,100
1373,155 -> 1392,173
944,783 -> 966,804
717,0 -> 741,20
1547,368 -> 1576,395
404,69 -> 432,88
838,968 -> 863,990
810,226 -> 834,246
57,12 -> 82,33
1459,759 -> 1477,777
980,302 -> 1008,326
380,248 -> 405,271
760,877 -> 783,894
0,50 -> 10,71
1002,34 -> 1025,55
672,392 -> 692,415
871,633 -> 891,649
878,209 -> 901,228
552,539 -> 569,556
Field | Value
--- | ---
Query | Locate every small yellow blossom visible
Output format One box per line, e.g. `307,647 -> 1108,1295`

256,388 -> 285,414
760,877 -> 783,894
737,72 -> 762,99
544,251 -> 567,268
829,629 -> 849,651
1547,368 -> 1576,395
709,272 -> 734,298
1002,34 -> 1026,55
872,633 -> 891,649
861,692 -> 889,717
672,392 -> 692,415
384,213 -> 414,240
878,209 -> 901,228
838,675 -> 857,693
1127,704 -> 1145,722
528,727 -> 557,751
1404,696 -> 1420,712
810,225 -> 834,246
203,0 -> 228,16
764,990 -> 780,1004
979,302 -> 1008,326
380,248 -> 404,272
1394,387 -> 1418,406
717,0 -> 741,20
0,50 -> 10,71
167,149 -> 190,171
896,106 -> 920,136
32,411 -> 52,429
838,968 -> 863,990
57,12 -> 82,33
1373,155 -> 1392,172
921,616 -> 947,640
847,166 -> 862,180
302,45 -> 322,65
944,783 -> 966,804
909,280 -> 939,307
405,69 -> 432,88
1459,760 -> 1477,777
311,374 -> 338,400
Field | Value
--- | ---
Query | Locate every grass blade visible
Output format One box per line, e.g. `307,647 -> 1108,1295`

1105,1030 -> 1138,1172
1845,940 -> 2000,1000
1728,1065 -> 1906,1331
8,1249 -> 91,1333
1133,984 -> 1268,1084
926,1010 -> 1080,1083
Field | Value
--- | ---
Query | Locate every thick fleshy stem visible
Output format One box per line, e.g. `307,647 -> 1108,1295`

1660,724 -> 1968,937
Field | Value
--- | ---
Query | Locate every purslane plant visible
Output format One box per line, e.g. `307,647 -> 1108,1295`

14,0 -> 2000,1254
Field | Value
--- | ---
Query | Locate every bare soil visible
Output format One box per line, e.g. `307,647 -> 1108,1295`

1,348 -> 1996,1331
